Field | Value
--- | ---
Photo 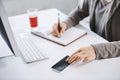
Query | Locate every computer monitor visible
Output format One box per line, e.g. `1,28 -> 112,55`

0,0 -> 20,56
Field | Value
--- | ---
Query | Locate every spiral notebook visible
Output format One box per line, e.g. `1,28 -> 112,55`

31,27 -> 87,46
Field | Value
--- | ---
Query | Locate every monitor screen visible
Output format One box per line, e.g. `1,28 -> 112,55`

0,0 -> 20,56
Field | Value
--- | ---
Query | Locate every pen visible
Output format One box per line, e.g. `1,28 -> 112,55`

58,13 -> 62,37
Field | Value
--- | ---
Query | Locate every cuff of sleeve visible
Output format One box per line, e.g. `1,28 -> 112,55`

62,17 -> 78,29
91,44 -> 103,60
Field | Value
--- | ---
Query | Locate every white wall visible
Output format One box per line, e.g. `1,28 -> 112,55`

2,0 -> 82,16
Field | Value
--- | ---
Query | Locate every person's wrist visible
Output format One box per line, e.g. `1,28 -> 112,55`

90,46 -> 96,60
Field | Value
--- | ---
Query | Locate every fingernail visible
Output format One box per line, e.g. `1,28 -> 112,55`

58,34 -> 61,38
58,35 -> 60,38
68,61 -> 70,64
66,59 -> 68,61
60,33 -> 62,36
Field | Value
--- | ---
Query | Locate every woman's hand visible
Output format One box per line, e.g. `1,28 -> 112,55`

51,23 -> 67,37
66,46 -> 96,63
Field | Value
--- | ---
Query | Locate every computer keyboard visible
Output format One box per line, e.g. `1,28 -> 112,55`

16,35 -> 48,63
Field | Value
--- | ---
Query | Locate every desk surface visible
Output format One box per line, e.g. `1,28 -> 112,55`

0,35 -> 13,57
0,8 -> 120,80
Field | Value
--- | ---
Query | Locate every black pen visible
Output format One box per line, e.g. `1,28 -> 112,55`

58,13 -> 62,37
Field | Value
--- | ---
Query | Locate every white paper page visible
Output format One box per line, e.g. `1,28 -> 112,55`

32,27 -> 51,36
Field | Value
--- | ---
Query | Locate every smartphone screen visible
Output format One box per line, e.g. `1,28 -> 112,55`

51,56 -> 70,72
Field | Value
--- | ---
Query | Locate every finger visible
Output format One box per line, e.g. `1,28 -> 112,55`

66,51 -> 82,62
51,30 -> 60,37
66,56 -> 74,63
66,55 -> 73,61
60,26 -> 65,34
60,23 -> 67,35
68,56 -> 77,64
51,31 -> 58,37
53,24 -> 60,36
66,52 -> 78,62
51,28 -> 60,37
75,52 -> 87,62
83,57 -> 90,63
73,49 -> 82,55
75,56 -> 82,62
66,49 -> 84,63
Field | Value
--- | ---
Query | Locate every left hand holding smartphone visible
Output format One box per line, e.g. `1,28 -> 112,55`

66,46 -> 96,64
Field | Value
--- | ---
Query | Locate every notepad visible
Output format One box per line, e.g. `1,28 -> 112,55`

31,27 -> 87,46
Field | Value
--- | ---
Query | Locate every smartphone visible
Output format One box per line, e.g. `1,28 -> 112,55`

51,56 -> 70,72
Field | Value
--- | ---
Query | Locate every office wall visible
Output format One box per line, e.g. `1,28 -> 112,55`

2,0 -> 84,16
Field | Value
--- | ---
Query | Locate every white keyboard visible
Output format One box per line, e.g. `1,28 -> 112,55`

16,36 -> 48,63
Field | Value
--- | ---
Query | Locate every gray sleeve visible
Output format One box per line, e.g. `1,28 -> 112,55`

63,0 -> 89,27
92,41 -> 120,59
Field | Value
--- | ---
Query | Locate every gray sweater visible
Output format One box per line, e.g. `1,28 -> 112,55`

64,0 -> 120,59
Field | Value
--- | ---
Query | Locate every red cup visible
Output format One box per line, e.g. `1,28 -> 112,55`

29,16 -> 38,28
27,8 -> 38,28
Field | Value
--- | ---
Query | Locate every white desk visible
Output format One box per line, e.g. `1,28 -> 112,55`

0,35 -> 13,58
0,8 -> 120,80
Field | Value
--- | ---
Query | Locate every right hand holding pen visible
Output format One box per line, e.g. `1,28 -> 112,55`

52,23 -> 67,37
